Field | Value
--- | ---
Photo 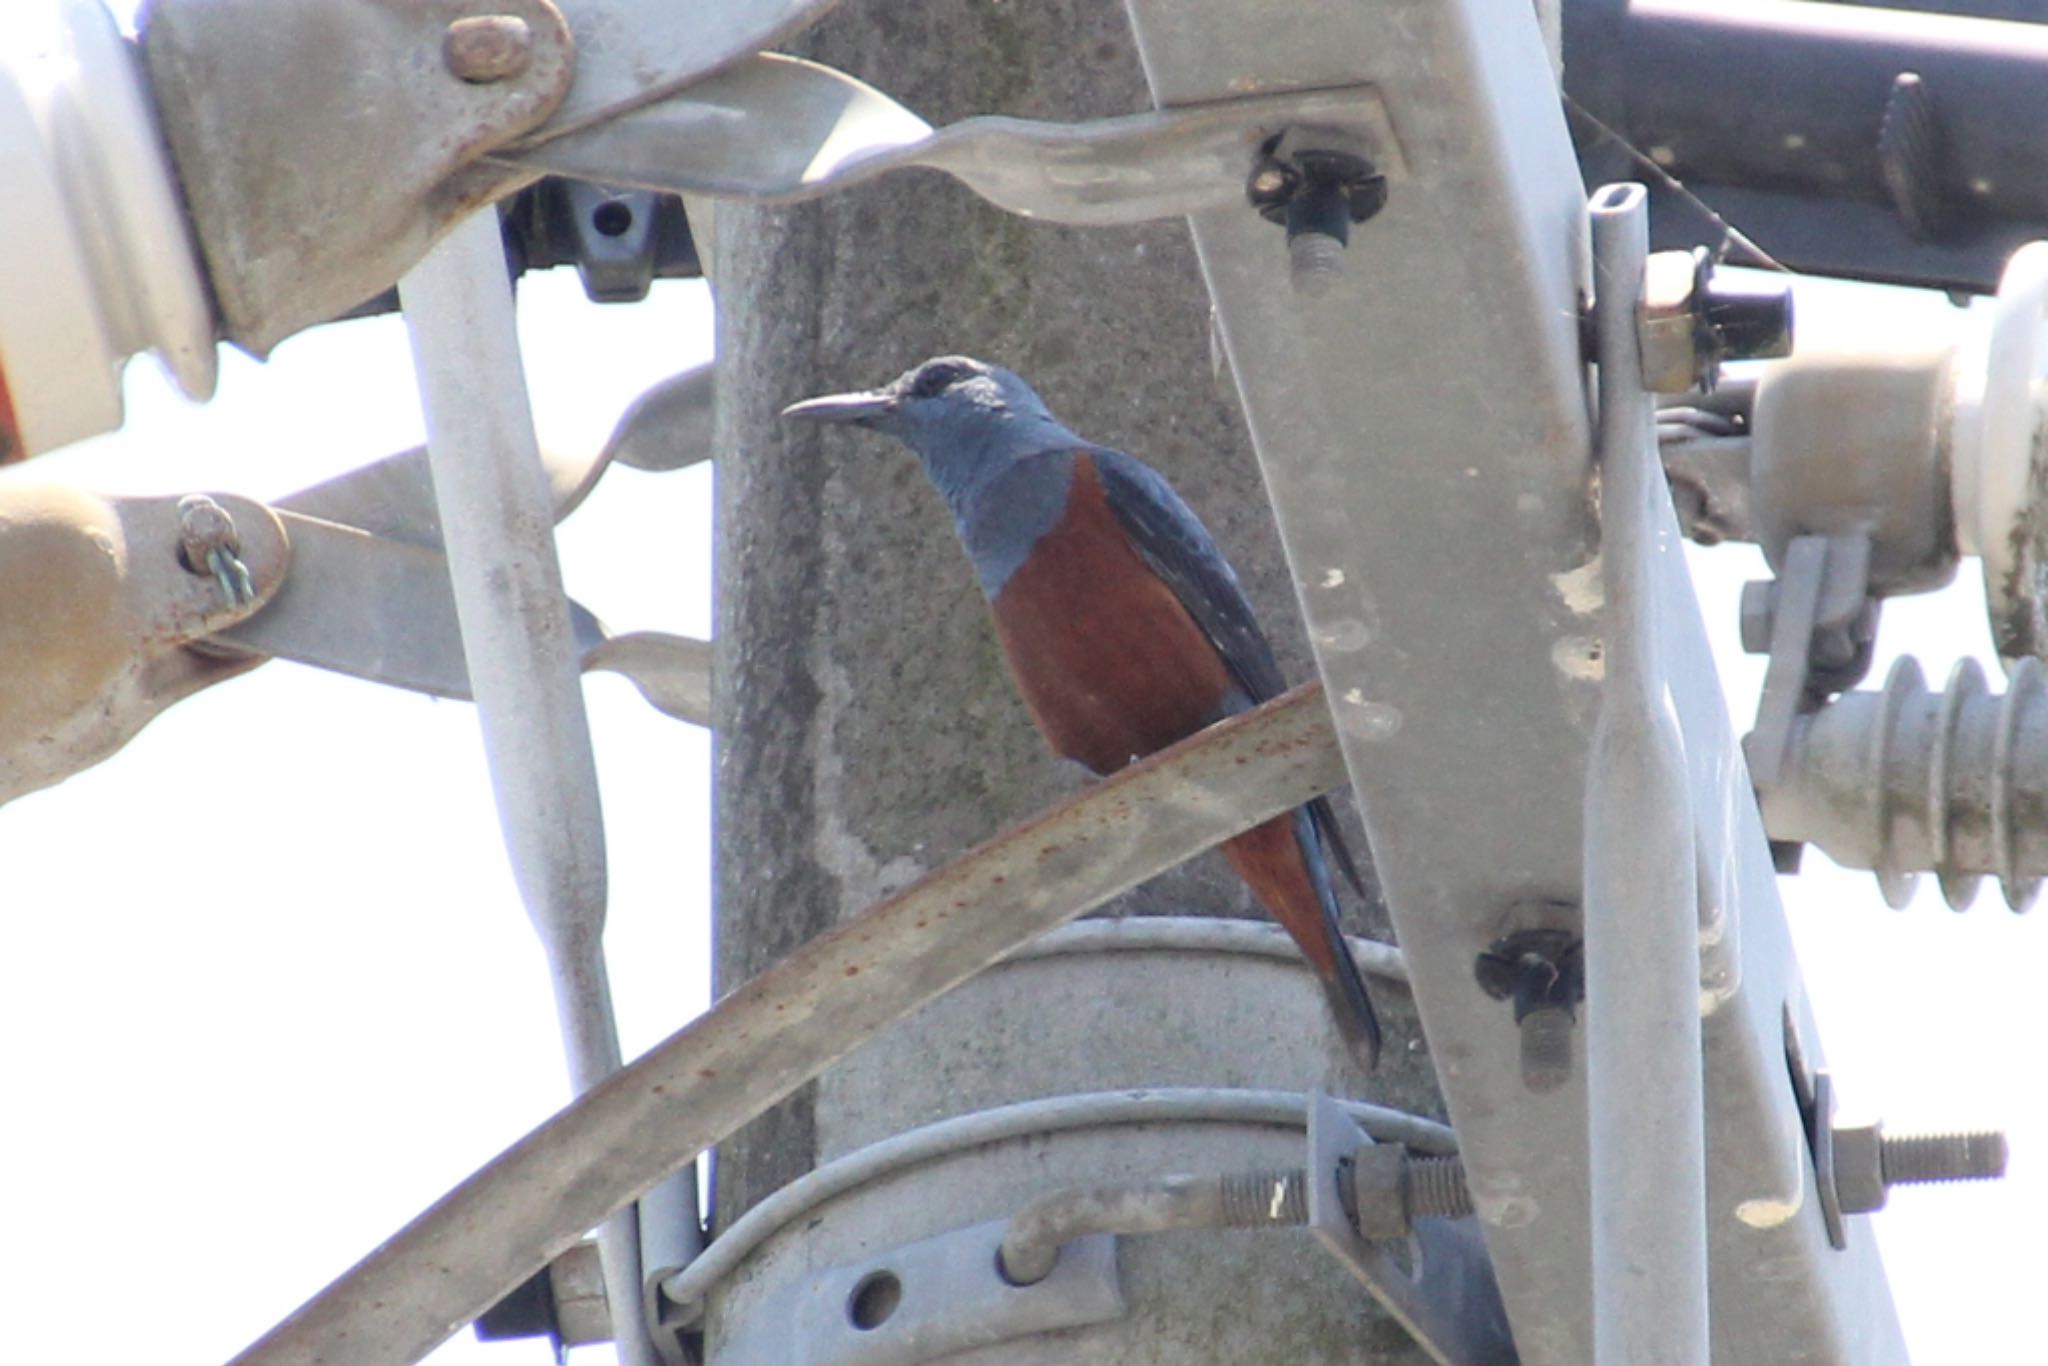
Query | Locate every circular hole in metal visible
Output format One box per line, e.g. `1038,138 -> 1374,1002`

592,200 -> 635,237
847,1270 -> 902,1331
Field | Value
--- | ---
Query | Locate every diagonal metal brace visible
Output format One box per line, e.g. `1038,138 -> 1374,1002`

200,511 -> 713,723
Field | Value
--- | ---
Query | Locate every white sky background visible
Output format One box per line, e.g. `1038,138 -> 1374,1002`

2,270 -> 714,1366
0,8 -> 2039,1353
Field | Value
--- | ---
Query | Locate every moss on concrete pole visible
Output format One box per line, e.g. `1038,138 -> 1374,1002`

709,2 -> 1444,1358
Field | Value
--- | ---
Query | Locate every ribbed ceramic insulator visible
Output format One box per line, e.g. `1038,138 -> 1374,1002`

1761,656 -> 2048,910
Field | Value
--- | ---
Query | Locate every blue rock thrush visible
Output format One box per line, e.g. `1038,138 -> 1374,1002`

784,355 -> 1383,1069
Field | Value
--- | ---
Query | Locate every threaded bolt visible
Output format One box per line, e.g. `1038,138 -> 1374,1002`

1289,232 -> 1346,296
1832,1116 -> 2008,1216
1218,1168 -> 1308,1226
1406,1156 -> 1474,1220
1476,929 -> 1584,1092
1519,1004 -> 1575,1094
1881,1131 -> 2008,1186
1248,139 -> 1385,297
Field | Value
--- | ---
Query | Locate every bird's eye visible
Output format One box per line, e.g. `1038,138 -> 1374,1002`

909,361 -> 969,398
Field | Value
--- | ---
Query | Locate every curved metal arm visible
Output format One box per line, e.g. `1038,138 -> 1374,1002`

506,56 -> 1404,229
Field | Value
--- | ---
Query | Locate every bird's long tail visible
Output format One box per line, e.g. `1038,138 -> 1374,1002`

1221,809 -> 1384,1070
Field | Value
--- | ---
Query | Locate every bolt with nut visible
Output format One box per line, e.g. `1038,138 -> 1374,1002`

1341,1143 -> 1473,1241
1804,1070 -> 2007,1250
1476,926 -> 1584,1094
1247,131 -> 1389,297
1831,1119 -> 2008,1216
177,493 -> 256,607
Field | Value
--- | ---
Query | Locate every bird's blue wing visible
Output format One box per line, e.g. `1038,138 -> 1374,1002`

1091,447 -> 1286,704
1091,447 -> 1369,899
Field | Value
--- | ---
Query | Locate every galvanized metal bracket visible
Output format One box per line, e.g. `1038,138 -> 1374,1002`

506,57 -> 1405,228
582,633 -> 711,725
207,364 -> 713,716
1743,532 -> 1879,792
1111,0 -> 1908,1347
139,0 -> 577,353
516,0 -> 839,149
1304,1093 -> 1518,1366
137,0 -> 1400,353
188,507 -> 706,727
277,363 -> 712,546
719,1219 -> 1124,1366
0,464 -> 710,798
201,509 -> 577,697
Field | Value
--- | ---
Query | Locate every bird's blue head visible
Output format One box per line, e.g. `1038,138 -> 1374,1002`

782,356 -> 1083,516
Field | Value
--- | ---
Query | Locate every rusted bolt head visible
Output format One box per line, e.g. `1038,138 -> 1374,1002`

177,493 -> 237,572
445,15 -> 534,84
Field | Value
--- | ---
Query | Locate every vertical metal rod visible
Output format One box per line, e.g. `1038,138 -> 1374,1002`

398,209 -> 678,1366
1584,182 -> 1710,1365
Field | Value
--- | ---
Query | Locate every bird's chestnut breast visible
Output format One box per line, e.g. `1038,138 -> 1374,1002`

987,454 -> 1234,773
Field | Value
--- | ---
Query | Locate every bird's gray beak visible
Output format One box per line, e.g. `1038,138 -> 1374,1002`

781,390 -> 899,428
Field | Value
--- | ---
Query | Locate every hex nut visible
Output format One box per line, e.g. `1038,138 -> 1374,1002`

1348,1143 -> 1411,1241
1831,1122 -> 1888,1215
1639,250 -> 1709,394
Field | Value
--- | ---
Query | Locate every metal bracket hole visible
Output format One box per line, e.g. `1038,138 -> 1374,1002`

846,1269 -> 902,1331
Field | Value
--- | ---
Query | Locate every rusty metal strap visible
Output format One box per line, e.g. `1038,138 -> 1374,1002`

230,681 -> 1348,1366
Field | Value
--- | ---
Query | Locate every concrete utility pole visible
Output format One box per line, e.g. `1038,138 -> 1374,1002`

709,2 -> 1443,1358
